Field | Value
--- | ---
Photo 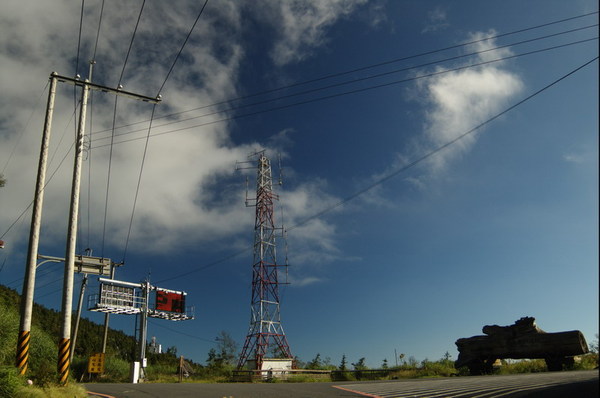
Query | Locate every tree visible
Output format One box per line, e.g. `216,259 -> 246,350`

307,353 -> 322,369
590,333 -> 599,354
381,358 -> 388,369
206,348 -> 220,367
352,357 -> 368,370
166,346 -> 178,357
215,330 -> 238,366
294,356 -> 306,369
407,355 -> 418,367
339,354 -> 347,371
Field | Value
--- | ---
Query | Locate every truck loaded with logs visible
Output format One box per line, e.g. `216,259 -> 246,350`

455,317 -> 589,375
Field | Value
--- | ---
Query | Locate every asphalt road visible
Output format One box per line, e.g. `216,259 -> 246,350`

86,369 -> 598,398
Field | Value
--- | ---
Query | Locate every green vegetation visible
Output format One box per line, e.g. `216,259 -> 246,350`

1,283 -> 598,392
0,284 -> 138,396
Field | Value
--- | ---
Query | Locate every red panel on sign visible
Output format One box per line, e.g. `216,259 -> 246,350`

156,290 -> 185,313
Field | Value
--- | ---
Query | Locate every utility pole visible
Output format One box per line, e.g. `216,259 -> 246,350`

57,78 -> 90,385
16,72 -> 58,375
137,279 -> 151,381
17,71 -> 160,383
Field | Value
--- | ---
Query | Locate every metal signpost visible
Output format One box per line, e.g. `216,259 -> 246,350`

89,278 -> 193,383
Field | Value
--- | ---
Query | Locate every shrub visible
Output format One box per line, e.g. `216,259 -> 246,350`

418,360 -> 457,377
571,353 -> 599,370
14,384 -> 87,398
29,359 -> 54,387
145,363 -> 178,382
497,359 -> 547,374
100,356 -> 130,382
27,325 -> 57,377
0,308 -> 19,367
0,366 -> 24,398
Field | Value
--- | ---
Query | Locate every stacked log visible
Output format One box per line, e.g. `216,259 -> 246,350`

455,317 -> 588,374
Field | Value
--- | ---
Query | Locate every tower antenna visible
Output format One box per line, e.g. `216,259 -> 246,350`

237,152 -> 293,370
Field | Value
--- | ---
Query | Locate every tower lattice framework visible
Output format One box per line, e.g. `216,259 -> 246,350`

237,153 -> 293,370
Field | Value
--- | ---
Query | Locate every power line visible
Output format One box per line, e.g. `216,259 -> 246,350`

89,24 -> 595,143
100,0 -> 147,257
1,10 -> 596,277
91,36 -> 598,148
92,0 -> 105,61
117,0 -> 146,86
86,11 -> 599,137
151,56 -> 599,283
75,0 -> 85,77
85,0 -> 105,250
120,105 -> 157,263
1,81 -> 50,174
1,123 -> 77,240
148,319 -> 218,344
290,56 -> 599,230
120,0 -> 210,263
1,34 -> 596,245
155,0 -> 210,96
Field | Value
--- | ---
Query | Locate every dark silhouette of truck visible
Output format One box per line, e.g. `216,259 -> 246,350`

455,317 -> 589,375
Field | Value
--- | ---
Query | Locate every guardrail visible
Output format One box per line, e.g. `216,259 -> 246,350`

232,368 -> 397,382
232,369 -> 331,382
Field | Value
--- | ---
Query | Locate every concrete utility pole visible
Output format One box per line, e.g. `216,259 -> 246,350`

17,71 -> 160,383
57,76 -> 160,385
16,72 -> 58,376
58,78 -> 90,385
137,280 -> 151,381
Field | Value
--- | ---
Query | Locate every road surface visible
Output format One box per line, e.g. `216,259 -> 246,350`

86,369 -> 598,398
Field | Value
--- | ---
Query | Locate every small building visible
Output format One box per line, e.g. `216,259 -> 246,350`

246,358 -> 294,379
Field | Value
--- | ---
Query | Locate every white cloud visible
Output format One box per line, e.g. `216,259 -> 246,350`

0,0 -> 355,265
252,0 -> 368,66
422,6 -> 450,34
416,31 -> 524,173
287,275 -> 325,287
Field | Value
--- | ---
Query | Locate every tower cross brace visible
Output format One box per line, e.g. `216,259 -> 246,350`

237,153 -> 292,370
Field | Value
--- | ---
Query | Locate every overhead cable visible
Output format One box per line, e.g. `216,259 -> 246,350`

119,0 -> 210,264
101,0 -> 147,257
87,11 -> 599,135
92,36 -> 598,148
153,56 -> 599,282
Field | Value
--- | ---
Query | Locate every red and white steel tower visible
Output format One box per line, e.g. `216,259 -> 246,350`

237,153 -> 293,370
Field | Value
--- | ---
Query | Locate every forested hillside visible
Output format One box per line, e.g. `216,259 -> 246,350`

0,284 -> 137,362
0,283 -> 203,385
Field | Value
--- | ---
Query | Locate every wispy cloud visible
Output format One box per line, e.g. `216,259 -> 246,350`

0,1 -> 358,266
416,31 -> 524,173
253,0 -> 368,66
422,6 -> 450,34
287,275 -> 325,287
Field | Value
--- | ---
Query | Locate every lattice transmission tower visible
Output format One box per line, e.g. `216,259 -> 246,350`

237,152 -> 293,370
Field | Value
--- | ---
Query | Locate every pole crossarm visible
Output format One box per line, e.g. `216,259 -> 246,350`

53,73 -> 162,103
37,254 -> 113,275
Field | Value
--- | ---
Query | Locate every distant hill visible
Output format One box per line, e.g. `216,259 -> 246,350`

0,284 -> 137,361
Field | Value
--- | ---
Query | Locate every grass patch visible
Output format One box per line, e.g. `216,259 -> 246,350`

14,384 -> 87,398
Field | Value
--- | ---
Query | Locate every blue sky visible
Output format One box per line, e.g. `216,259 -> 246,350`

0,0 -> 598,368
